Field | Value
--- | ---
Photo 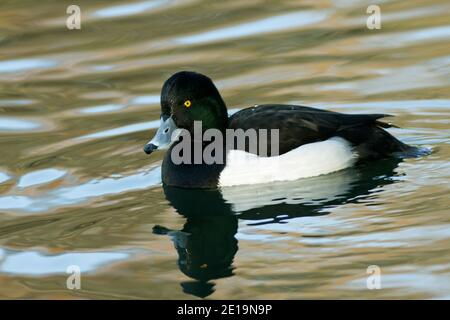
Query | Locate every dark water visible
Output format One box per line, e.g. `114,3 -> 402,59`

0,0 -> 449,299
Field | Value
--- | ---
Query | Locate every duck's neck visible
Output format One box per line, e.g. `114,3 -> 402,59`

162,143 -> 226,188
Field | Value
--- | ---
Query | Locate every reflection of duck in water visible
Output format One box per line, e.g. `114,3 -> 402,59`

154,159 -> 401,298
154,188 -> 237,298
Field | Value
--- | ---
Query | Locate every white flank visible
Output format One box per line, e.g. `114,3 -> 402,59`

218,137 -> 357,187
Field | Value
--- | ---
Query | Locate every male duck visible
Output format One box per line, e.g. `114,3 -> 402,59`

144,71 -> 415,189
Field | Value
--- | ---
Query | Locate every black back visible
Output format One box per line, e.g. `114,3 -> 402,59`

228,104 -> 413,159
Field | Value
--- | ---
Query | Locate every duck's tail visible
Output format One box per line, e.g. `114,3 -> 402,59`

337,116 -> 420,161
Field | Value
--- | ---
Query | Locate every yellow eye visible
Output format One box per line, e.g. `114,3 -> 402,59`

184,100 -> 192,108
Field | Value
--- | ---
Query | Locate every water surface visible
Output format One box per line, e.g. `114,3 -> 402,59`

0,0 -> 449,299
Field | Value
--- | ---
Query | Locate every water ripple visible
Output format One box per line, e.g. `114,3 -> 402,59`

176,10 -> 329,45
0,58 -> 56,74
93,0 -> 169,18
79,104 -> 125,114
0,167 -> 161,213
0,117 -> 42,132
17,169 -> 67,188
0,249 -> 129,275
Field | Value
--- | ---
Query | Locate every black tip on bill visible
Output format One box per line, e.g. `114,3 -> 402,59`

144,143 -> 158,155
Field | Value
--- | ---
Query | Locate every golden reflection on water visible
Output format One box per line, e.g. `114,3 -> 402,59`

0,0 -> 449,299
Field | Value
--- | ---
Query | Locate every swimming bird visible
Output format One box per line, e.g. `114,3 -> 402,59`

144,71 -> 415,188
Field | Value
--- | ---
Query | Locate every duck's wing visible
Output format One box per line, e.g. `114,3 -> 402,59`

227,104 -> 398,156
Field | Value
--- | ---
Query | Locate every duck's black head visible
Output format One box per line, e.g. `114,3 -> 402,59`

144,71 -> 228,155
162,71 -> 228,131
